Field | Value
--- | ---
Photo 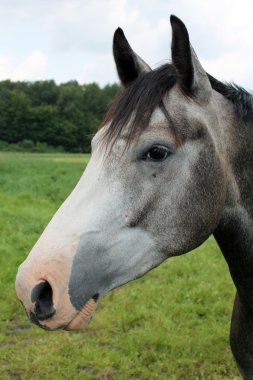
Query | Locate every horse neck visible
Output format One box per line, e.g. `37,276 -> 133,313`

213,93 -> 253,305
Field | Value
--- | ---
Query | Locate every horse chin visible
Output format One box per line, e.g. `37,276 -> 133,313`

64,298 -> 98,331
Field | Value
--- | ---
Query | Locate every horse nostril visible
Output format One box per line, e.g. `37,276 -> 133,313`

31,281 -> 56,321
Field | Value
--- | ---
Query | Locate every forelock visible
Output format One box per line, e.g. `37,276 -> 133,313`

100,64 -> 177,148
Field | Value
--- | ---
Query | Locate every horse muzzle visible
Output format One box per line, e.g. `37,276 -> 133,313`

15,260 -> 99,331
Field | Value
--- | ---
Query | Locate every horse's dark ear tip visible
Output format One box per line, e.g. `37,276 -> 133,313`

170,15 -> 186,30
170,15 -> 180,25
113,28 -> 125,47
114,27 -> 124,37
170,15 -> 176,24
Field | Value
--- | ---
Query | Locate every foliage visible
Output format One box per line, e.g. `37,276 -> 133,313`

0,153 -> 240,379
0,80 -> 120,153
0,139 -> 65,153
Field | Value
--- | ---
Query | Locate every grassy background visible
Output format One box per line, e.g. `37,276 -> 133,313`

0,152 -> 240,380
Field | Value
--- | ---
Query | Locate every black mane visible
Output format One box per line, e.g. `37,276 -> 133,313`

101,64 -> 253,146
207,73 -> 253,121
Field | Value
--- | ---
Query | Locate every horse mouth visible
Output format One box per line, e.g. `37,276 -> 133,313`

65,294 -> 99,331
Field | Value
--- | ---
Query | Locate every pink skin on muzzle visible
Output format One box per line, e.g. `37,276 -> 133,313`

15,236 -> 96,330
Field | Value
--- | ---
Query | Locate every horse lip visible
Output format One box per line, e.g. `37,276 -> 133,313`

29,294 -> 99,331
29,311 -> 42,327
64,294 -> 99,331
29,311 -> 61,331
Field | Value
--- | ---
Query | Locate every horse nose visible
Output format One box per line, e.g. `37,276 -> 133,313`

31,281 -> 56,321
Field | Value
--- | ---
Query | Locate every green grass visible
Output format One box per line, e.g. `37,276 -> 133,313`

0,152 -> 240,380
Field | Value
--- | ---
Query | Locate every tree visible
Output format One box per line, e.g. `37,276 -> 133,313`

0,89 -> 31,143
0,79 -> 120,152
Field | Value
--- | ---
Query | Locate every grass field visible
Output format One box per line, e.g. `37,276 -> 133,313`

0,152 -> 240,380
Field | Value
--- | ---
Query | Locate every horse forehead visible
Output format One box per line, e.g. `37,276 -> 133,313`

163,91 -> 215,140
149,107 -> 168,125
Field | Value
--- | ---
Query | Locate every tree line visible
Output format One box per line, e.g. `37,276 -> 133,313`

0,80 -> 120,152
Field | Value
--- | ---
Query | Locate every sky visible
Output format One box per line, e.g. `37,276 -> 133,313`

0,0 -> 253,89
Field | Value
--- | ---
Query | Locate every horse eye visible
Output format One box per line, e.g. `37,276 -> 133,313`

144,146 -> 169,161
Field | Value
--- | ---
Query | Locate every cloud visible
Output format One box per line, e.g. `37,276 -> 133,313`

12,51 -> 48,81
0,54 -> 12,80
76,53 -> 116,86
202,52 -> 253,89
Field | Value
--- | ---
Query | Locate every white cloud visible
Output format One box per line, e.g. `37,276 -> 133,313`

0,54 -> 12,80
12,51 -> 48,81
76,53 -> 116,86
202,52 -> 253,89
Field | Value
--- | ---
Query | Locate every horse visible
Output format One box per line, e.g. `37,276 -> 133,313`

15,15 -> 253,379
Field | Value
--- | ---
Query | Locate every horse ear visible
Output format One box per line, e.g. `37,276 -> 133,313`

170,15 -> 211,100
113,28 -> 151,87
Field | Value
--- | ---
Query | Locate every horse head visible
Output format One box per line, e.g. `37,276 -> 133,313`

15,16 -> 228,331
